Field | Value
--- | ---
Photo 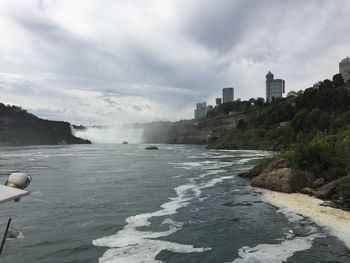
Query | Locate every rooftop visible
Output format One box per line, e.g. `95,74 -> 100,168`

340,57 -> 350,63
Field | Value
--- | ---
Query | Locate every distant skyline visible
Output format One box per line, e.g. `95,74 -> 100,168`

1,0 -> 350,124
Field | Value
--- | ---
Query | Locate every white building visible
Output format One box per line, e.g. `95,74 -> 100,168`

339,57 -> 350,82
266,71 -> 285,102
194,102 -> 208,120
222,87 -> 234,103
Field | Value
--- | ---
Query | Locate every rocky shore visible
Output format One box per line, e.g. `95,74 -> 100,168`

240,158 -> 350,211
263,191 -> 350,249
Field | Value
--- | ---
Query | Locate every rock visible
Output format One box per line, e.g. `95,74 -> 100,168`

145,146 -> 159,150
251,168 -> 312,193
315,180 -> 340,199
300,187 -> 315,195
239,165 -> 262,179
239,158 -> 288,179
320,200 -> 334,207
329,176 -> 350,210
312,178 -> 325,188
262,158 -> 288,174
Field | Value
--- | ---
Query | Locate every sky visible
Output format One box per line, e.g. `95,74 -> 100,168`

0,0 -> 350,125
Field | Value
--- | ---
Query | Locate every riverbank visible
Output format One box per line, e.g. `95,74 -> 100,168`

263,190 -> 350,249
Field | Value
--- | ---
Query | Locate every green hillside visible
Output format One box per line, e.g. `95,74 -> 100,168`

208,74 -> 350,201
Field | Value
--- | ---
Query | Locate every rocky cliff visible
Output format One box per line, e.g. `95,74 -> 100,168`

142,113 -> 246,144
0,104 -> 91,145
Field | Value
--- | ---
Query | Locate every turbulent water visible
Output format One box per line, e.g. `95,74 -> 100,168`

0,144 -> 349,263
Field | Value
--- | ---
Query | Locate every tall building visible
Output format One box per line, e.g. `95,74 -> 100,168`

222,87 -> 234,103
215,98 -> 222,106
266,71 -> 285,102
339,57 -> 350,82
194,102 -> 208,120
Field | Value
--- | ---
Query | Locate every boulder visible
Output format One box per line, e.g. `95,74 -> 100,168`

300,187 -> 315,195
145,146 -> 159,150
320,200 -> 334,207
239,158 -> 288,179
314,180 -> 340,199
239,165 -> 262,179
312,178 -> 325,188
262,158 -> 288,173
251,168 -> 312,193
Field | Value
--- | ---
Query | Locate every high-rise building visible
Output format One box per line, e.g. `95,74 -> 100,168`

215,98 -> 222,106
194,102 -> 208,120
339,57 -> 350,82
266,71 -> 285,102
222,87 -> 234,103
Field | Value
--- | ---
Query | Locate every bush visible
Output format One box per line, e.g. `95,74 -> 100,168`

291,134 -> 348,181
337,176 -> 350,200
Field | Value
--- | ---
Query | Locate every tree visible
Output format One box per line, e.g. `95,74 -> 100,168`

255,97 -> 265,107
333,73 -> 345,87
236,119 -> 247,130
319,79 -> 333,89
287,91 -> 297,98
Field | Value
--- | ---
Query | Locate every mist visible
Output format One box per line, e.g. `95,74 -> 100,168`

73,126 -> 144,144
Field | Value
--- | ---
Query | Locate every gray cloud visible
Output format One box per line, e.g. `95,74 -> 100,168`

0,0 -> 350,124
103,97 -> 118,107
132,105 -> 142,112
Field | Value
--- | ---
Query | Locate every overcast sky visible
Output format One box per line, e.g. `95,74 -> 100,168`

0,0 -> 350,124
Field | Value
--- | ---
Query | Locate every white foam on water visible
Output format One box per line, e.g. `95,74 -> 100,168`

201,176 -> 234,189
97,239 -> 210,263
0,152 -> 43,157
209,155 -> 238,159
176,160 -> 233,171
93,181 -> 210,262
217,149 -> 274,156
238,157 -> 264,164
275,206 -> 304,223
197,169 -> 227,179
231,234 -> 322,263
229,188 -> 340,263
170,159 -> 233,176
230,192 -> 325,263
187,155 -> 208,159
263,191 -> 350,249
180,162 -> 203,167
93,168 -> 235,262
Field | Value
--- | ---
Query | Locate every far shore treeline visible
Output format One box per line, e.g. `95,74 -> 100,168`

0,103 -> 91,145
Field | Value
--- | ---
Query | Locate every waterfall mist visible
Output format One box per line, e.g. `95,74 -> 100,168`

73,126 -> 144,144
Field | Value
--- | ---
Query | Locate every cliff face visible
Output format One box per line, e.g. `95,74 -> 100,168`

142,113 -> 246,144
0,105 -> 91,145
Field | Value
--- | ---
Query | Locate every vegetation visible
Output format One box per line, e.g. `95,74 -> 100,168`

337,176 -> 350,200
0,103 -> 91,145
0,103 -> 38,119
209,73 -> 350,187
289,133 -> 350,182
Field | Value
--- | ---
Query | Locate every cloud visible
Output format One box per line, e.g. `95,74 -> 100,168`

132,105 -> 142,112
0,0 -> 350,124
